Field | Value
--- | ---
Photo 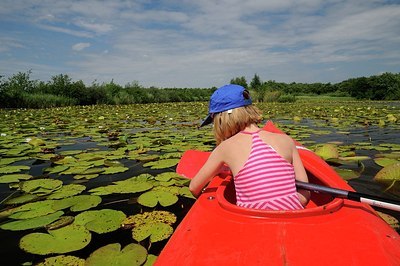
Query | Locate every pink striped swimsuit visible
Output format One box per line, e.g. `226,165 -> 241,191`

234,130 -> 303,211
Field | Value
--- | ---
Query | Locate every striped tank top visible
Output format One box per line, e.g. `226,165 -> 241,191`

234,130 -> 303,211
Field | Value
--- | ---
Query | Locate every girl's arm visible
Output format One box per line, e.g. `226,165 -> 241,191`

291,143 -> 311,206
189,148 -> 224,198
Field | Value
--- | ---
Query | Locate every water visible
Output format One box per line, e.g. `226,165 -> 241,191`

1,105 -> 399,265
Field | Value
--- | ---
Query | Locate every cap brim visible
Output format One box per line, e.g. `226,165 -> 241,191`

200,114 -> 213,127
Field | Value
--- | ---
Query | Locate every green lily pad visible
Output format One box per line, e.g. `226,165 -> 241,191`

102,166 -> 129,175
44,165 -> 69,174
85,243 -> 147,266
138,190 -> 178,207
36,255 -> 85,266
28,137 -> 45,147
3,193 -> 38,205
123,211 -> 176,242
374,162 -> 400,182
73,174 -> 99,180
338,156 -> 370,162
45,216 -> 75,230
0,165 -> 30,174
20,179 -> 63,196
179,187 -> 195,199
19,224 -> 91,255
52,195 -> 102,212
132,222 -> 174,242
374,158 -> 399,167
89,177 -> 153,196
0,174 -> 32,183
2,200 -> 57,219
74,209 -> 126,234
315,144 -> 339,160
47,184 -> 86,199
334,168 -> 360,181
0,211 -> 64,231
53,156 -> 78,165
143,159 -> 179,169
144,254 -> 158,266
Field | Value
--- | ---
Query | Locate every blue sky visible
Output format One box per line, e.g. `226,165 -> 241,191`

1,0 -> 399,88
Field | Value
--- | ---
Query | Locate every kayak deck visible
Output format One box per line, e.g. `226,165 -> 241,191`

156,172 -> 400,265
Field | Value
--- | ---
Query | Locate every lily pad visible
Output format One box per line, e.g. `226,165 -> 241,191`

45,216 -> 75,230
0,165 -> 30,174
74,209 -> 126,234
143,159 -> 179,169
315,144 -> 339,160
132,222 -> 173,242
0,174 -> 32,184
89,177 -> 153,196
19,224 -> 91,255
374,162 -> 400,183
102,166 -> 129,175
52,195 -> 102,212
20,179 -> 63,196
334,168 -> 360,181
85,243 -> 147,266
36,255 -> 85,266
47,184 -> 86,199
144,254 -> 158,266
123,211 -> 176,243
374,158 -> 399,167
0,211 -> 64,231
138,190 -> 178,207
2,200 -> 57,219
3,193 -> 38,205
44,165 -> 69,174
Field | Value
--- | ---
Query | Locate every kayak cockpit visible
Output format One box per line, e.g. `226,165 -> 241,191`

215,172 -> 344,218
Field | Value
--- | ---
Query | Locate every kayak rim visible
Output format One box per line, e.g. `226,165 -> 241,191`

214,175 -> 344,218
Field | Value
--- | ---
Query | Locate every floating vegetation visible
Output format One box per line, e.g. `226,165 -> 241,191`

19,224 -> 91,255
123,211 -> 177,243
85,243 -> 148,266
0,101 -> 399,264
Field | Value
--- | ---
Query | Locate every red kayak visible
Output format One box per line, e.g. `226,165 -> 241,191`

155,121 -> 400,265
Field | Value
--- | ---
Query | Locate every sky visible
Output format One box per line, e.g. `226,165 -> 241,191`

0,0 -> 400,88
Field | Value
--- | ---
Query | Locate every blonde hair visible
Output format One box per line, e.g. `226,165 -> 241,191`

213,105 -> 262,145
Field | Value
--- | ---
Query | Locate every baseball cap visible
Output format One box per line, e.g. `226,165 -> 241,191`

200,84 -> 252,127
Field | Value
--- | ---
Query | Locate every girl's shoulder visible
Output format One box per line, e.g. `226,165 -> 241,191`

259,130 -> 295,147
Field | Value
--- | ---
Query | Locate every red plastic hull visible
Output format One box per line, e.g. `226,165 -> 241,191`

155,121 -> 400,265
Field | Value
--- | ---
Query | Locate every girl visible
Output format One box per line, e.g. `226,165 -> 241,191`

189,84 -> 310,210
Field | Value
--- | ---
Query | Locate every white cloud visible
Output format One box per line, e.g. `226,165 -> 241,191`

0,0 -> 399,87
72,42 -> 91,51
73,20 -> 113,34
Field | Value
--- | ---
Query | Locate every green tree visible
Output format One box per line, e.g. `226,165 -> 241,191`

48,74 -> 72,97
230,76 -> 248,89
250,74 -> 262,91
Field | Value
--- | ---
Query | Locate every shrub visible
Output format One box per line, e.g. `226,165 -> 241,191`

277,94 -> 296,103
21,93 -> 78,108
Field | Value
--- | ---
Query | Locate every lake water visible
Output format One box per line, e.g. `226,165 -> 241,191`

0,101 -> 399,265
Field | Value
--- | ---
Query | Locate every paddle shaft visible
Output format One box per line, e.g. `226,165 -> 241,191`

296,181 -> 400,212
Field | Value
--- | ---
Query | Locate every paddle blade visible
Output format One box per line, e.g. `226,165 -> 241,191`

177,150 -> 211,179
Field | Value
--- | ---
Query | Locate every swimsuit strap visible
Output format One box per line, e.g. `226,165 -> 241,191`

240,129 -> 262,135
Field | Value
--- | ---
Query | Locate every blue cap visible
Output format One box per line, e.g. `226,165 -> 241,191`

200,84 -> 252,127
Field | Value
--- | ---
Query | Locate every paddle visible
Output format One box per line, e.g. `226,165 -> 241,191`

178,150 -> 400,212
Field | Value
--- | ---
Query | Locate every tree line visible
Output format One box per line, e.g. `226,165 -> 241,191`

1,71 -> 399,108
232,72 -> 400,102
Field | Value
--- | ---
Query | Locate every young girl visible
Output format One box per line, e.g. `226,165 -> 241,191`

189,84 -> 310,210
